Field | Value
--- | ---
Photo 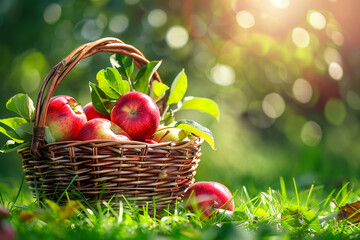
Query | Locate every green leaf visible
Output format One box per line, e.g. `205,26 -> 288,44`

15,122 -> 34,141
0,141 -> 30,153
150,80 -> 169,103
134,61 -> 162,94
174,119 -> 215,149
110,54 -> 134,80
6,94 -> 35,122
45,126 -> 56,144
96,68 -> 130,99
161,111 -> 175,126
180,97 -> 220,120
0,117 -> 27,130
89,82 -> 113,114
96,69 -> 121,100
0,126 -> 24,143
167,69 -> 187,105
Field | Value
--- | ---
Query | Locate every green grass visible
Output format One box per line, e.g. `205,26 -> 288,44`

1,178 -> 360,240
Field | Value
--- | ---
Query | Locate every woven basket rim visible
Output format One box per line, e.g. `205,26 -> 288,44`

30,37 -> 168,158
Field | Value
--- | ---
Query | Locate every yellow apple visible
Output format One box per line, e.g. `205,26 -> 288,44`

152,125 -> 181,142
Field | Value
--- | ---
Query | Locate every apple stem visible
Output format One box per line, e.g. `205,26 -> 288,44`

158,130 -> 170,142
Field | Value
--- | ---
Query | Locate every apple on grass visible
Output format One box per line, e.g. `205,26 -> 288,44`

0,207 -> 15,240
45,95 -> 87,141
83,102 -> 110,121
184,181 -> 235,219
111,91 -> 160,141
76,118 -> 131,141
0,224 -> 15,240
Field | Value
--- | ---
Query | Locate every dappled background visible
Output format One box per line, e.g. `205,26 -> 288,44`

1,0 -> 360,194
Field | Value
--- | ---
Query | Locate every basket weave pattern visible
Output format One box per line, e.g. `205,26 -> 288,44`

18,38 -> 203,209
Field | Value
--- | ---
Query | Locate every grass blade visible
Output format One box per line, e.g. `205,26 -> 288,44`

56,175 -> 78,204
305,184 -> 314,209
293,177 -> 300,209
280,176 -> 287,202
10,173 -> 25,212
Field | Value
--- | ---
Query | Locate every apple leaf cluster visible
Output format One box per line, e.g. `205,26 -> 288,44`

0,94 -> 55,153
0,54 -> 220,151
90,54 -> 219,149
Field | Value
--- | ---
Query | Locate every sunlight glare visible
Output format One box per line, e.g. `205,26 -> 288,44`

270,0 -> 290,8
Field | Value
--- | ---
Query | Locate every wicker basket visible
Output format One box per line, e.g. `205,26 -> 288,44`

17,37 -> 203,210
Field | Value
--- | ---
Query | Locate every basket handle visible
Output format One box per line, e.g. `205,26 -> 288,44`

31,37 -> 164,157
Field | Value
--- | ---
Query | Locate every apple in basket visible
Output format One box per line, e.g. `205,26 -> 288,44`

45,95 -> 87,141
184,181 -> 235,219
111,91 -> 160,141
83,102 -> 110,121
152,125 -> 183,142
76,118 -> 131,141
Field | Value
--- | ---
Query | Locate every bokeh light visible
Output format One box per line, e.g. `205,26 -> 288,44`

43,3 -> 62,24
292,27 -> 310,48
346,91 -> 360,110
236,11 -> 255,29
109,14 -> 129,33
324,47 -> 342,64
330,31 -> 345,46
166,25 -> 189,49
292,78 -> 313,104
328,62 -> 343,80
81,20 -> 103,41
262,93 -> 286,119
210,64 -> 236,86
324,98 -> 346,125
301,121 -> 322,146
147,9 -> 167,28
308,11 -> 326,30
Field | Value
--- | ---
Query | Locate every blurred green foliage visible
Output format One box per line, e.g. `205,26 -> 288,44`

1,0 -> 360,194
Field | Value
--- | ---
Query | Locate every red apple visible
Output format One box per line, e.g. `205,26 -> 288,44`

184,181 -> 235,219
144,139 -> 159,144
45,95 -> 87,141
110,91 -> 160,141
76,118 -> 130,141
0,224 -> 16,240
83,102 -> 110,121
0,207 -> 15,240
